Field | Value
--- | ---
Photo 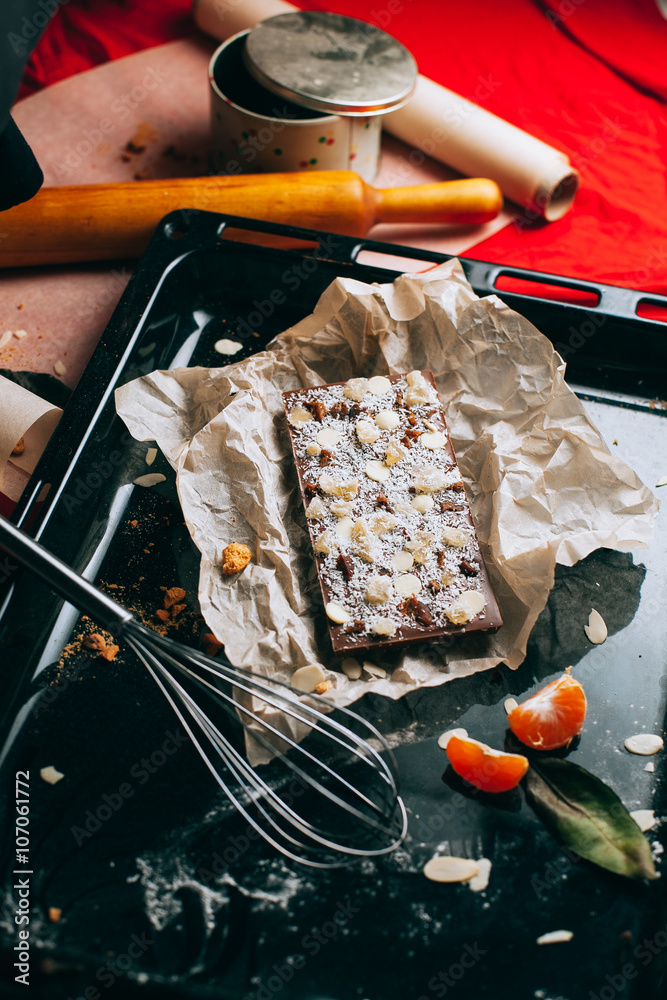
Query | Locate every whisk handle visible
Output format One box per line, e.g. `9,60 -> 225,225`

0,515 -> 133,635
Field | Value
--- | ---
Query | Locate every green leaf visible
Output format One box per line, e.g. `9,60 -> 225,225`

524,757 -> 657,881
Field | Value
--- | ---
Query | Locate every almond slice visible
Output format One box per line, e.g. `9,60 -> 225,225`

394,573 -> 422,597
468,858 -> 492,892
325,601 -> 351,624
335,516 -> 354,540
145,447 -> 158,466
40,765 -> 65,784
584,608 -> 607,644
437,727 -> 468,750
630,809 -> 656,832
375,410 -> 400,430
317,427 -> 342,448
391,550 -> 414,572
133,473 -> 166,487
367,375 -> 392,395
411,495 -> 434,513
363,661 -> 387,679
423,856 -> 480,883
536,930 -> 573,946
421,431 -> 447,450
214,338 -> 243,355
341,657 -> 362,680
288,405 -> 313,428
365,460 -> 390,483
624,733 -> 663,755
291,663 -> 326,692
504,697 -> 519,715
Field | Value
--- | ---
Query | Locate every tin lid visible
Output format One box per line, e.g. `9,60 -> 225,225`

243,12 -> 417,117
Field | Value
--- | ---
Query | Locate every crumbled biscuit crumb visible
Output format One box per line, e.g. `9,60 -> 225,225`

163,586 -> 186,609
202,632 -> 223,656
221,542 -> 252,575
11,437 -> 25,456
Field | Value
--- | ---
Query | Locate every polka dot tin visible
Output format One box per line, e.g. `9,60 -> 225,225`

208,12 -> 417,183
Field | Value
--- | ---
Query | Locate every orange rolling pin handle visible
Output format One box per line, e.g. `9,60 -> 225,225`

0,172 -> 503,268
372,177 -> 503,226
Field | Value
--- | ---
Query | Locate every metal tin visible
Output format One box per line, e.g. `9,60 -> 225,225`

208,14 -> 417,183
243,12 -> 417,117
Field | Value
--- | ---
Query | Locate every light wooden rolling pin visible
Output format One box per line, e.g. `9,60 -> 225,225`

0,172 -> 502,268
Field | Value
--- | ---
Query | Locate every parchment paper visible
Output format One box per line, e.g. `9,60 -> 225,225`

0,375 -> 62,501
115,260 -> 658,736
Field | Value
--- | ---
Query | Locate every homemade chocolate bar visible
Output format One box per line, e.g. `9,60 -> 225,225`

283,371 -> 502,656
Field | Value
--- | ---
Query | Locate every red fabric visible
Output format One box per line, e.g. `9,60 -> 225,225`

18,0 -> 193,98
16,0 -> 667,297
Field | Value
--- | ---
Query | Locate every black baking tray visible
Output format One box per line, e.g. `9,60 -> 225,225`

0,212 -> 666,1000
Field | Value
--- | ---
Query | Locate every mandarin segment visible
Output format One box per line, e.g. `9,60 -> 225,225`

446,734 -> 528,793
508,669 -> 587,751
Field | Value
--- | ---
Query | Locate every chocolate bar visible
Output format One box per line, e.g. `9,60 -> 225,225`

282,371 -> 502,656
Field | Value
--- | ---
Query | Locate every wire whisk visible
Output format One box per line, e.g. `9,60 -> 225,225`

1,516 -> 407,868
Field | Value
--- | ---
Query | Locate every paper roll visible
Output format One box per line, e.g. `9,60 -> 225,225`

0,375 -> 62,502
192,0 -> 579,220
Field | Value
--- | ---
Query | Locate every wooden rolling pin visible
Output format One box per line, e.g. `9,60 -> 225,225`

0,172 -> 502,268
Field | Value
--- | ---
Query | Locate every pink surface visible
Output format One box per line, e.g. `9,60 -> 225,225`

1,37 -> 510,389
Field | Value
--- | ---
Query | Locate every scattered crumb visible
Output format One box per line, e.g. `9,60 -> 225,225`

40,766 -> 64,785
155,609 -> 169,622
13,329 -> 27,339
145,447 -> 158,466
11,437 -> 25,456
221,542 -> 252,575
17,303 -> 24,310
130,520 -> 138,528
423,856 -> 479,883
645,761 -> 656,773
630,809 -> 656,832
171,603 -> 186,618
468,858 -> 492,892
48,907 -> 62,923
133,473 -> 166,487
537,930 -> 573,945
164,587 -> 186,609
584,608 -> 607,644
82,632 -> 119,661
624,734 -> 664,755
202,633 -> 223,657
612,438 -> 618,445
315,679 -> 333,694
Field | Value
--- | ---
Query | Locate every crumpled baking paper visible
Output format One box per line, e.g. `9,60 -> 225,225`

115,259 -> 658,732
